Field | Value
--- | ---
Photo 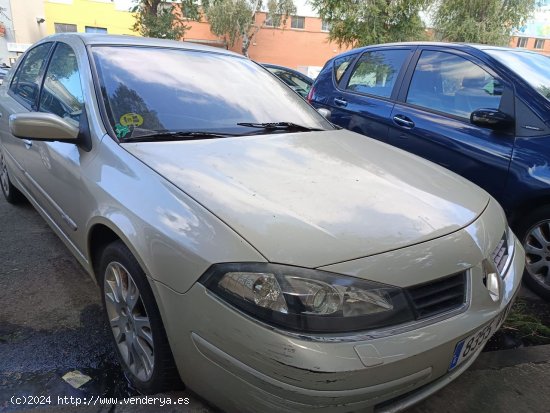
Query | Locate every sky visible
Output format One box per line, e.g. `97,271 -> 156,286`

114,0 -> 135,12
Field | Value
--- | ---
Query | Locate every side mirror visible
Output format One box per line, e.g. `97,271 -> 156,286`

9,112 -> 79,142
317,108 -> 331,120
470,108 -> 514,130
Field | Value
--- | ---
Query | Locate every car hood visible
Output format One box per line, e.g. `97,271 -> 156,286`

123,129 -> 489,268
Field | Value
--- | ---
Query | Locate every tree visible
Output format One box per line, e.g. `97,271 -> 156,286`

432,0 -> 535,46
132,0 -> 200,40
309,0 -> 432,48
203,0 -> 296,57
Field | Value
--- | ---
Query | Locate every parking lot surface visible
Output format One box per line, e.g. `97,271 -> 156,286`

1,196 -> 549,413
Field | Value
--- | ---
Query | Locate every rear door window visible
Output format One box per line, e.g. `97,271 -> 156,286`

406,50 -> 502,119
333,54 -> 357,85
10,43 -> 53,109
346,50 -> 409,98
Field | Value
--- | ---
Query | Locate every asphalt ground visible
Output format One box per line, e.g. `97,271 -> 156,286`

1,195 -> 549,413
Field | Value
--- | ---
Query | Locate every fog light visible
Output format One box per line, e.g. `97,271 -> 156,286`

486,272 -> 500,302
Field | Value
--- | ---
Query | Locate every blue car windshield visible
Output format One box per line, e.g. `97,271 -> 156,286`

92,46 -> 332,140
486,49 -> 550,101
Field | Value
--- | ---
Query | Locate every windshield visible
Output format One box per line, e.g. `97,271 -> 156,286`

92,46 -> 332,140
486,49 -> 550,101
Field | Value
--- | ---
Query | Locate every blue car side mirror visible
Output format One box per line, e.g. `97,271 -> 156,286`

470,108 -> 514,130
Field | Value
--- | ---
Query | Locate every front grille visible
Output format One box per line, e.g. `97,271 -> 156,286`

406,272 -> 466,319
491,230 -> 510,276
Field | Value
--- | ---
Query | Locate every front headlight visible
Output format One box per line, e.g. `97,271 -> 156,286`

199,263 -> 415,333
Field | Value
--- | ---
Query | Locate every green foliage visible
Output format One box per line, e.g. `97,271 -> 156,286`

110,84 -> 164,131
432,0 -> 536,46
310,0 -> 432,48
203,0 -> 296,56
131,0 -> 200,40
503,298 -> 550,345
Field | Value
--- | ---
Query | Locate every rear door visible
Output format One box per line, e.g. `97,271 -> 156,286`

325,47 -> 414,140
0,42 -> 54,194
388,48 -> 515,200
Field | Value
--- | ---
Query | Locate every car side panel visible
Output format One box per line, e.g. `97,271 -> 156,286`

82,136 -> 266,293
504,134 -> 550,219
0,58 -> 34,195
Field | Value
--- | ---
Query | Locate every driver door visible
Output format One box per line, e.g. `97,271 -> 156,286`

387,48 -> 515,201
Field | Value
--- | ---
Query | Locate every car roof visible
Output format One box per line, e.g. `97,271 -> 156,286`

40,33 -> 241,57
335,41 -> 526,57
260,63 -> 313,79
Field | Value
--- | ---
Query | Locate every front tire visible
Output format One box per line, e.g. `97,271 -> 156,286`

99,240 -> 182,393
517,206 -> 550,300
0,148 -> 24,204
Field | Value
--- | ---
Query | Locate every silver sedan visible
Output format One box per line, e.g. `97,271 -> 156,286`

0,34 -> 523,412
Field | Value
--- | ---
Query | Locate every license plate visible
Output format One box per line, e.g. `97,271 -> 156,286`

448,303 -> 512,371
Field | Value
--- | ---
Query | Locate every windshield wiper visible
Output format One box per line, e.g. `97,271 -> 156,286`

120,130 -> 239,142
236,122 -> 325,132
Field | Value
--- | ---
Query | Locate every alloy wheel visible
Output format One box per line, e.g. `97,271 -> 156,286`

0,150 -> 10,196
524,220 -> 550,288
104,262 -> 155,381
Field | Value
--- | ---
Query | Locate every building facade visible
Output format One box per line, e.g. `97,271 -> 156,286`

184,6 -> 348,74
510,0 -> 550,55
44,0 -> 135,36
1,0 -> 348,74
0,0 -> 46,65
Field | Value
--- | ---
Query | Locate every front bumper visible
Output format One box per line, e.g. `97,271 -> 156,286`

154,232 -> 524,413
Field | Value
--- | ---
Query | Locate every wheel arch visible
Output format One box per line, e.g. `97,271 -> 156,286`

86,217 -> 151,285
508,193 -> 550,235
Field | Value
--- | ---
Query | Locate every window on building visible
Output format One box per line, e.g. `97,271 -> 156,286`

10,43 -> 54,108
346,49 -> 409,98
321,20 -> 331,32
85,26 -> 108,33
39,43 -> 84,126
54,23 -> 77,33
264,14 -> 274,27
291,16 -> 305,29
406,50 -> 502,119
517,37 -> 528,48
535,38 -> 545,49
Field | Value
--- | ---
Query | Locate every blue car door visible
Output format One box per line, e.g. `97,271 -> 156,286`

387,47 -> 515,201
324,47 -> 415,141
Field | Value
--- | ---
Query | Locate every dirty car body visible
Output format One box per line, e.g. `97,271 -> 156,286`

0,34 -> 524,413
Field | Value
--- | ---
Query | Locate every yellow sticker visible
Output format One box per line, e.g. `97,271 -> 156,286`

120,113 -> 144,127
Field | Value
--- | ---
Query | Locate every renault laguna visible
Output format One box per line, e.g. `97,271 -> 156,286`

0,34 -> 524,412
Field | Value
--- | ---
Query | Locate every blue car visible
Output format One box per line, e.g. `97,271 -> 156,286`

309,42 -> 550,299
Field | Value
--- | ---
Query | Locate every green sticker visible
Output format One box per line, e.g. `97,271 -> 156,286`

115,123 -> 130,139
484,81 -> 494,95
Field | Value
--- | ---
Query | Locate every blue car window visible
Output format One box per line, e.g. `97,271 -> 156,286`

346,50 -> 409,98
333,54 -> 357,84
407,50 -> 502,119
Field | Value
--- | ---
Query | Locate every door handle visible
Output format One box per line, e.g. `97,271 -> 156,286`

23,139 -> 33,149
334,98 -> 348,107
393,115 -> 415,129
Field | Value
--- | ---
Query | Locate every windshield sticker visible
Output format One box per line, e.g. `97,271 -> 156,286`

120,113 -> 144,127
115,123 -> 130,139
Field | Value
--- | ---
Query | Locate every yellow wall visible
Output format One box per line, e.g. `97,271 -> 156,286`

44,0 -> 137,35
